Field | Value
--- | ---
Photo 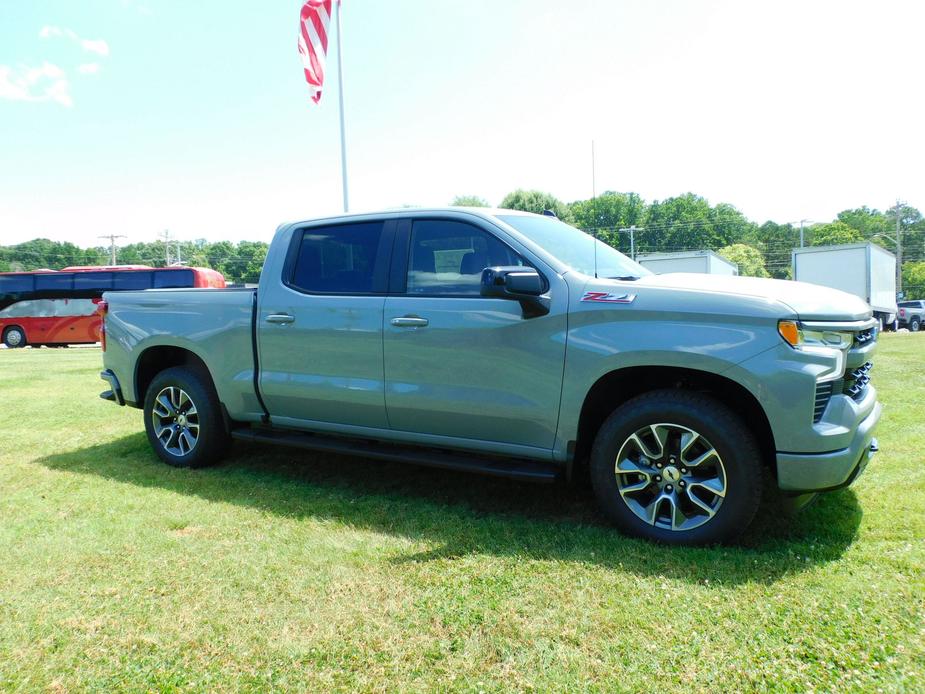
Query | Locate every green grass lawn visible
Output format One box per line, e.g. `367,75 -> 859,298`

0,336 -> 923,692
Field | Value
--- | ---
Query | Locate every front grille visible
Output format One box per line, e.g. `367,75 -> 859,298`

843,361 -> 873,400
854,327 -> 875,345
814,381 -> 834,423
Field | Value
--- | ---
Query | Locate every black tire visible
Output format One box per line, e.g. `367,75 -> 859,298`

143,366 -> 229,468
2,325 -> 27,348
590,389 -> 763,545
911,318 -> 921,333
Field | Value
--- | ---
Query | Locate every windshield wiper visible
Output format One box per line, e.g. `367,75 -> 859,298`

608,275 -> 641,281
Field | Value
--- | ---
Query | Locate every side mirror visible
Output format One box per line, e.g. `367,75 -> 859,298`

480,266 -> 550,318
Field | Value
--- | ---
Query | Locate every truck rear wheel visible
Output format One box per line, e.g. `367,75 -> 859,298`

590,390 -> 763,545
910,318 -> 921,332
143,366 -> 229,468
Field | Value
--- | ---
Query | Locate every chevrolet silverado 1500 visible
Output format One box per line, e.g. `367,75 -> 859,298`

99,208 -> 881,544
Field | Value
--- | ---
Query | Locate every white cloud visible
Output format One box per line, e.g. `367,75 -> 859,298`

79,39 -> 110,57
78,63 -> 101,75
39,25 -> 65,38
0,62 -> 72,107
39,25 -> 110,57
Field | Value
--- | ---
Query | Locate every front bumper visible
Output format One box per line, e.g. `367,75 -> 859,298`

776,400 -> 881,492
100,369 -> 125,406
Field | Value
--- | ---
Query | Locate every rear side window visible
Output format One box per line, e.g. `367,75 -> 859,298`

406,220 -> 525,296
290,222 -> 384,294
113,272 -> 153,290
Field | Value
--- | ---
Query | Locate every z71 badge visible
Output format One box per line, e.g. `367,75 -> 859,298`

581,291 -> 637,304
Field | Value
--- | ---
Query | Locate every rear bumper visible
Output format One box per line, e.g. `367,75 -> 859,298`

100,369 -> 125,406
776,400 -> 881,492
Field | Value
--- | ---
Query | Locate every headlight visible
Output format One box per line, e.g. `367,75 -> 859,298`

778,320 -> 850,382
777,320 -> 853,350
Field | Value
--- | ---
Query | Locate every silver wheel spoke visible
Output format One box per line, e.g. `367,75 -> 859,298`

649,425 -> 670,458
154,394 -> 174,418
625,433 -> 660,460
684,488 -> 717,518
684,446 -> 719,468
680,431 -> 700,458
689,476 -> 726,498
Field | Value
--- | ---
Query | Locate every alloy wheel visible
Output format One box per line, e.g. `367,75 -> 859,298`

151,386 -> 200,457
614,423 -> 727,531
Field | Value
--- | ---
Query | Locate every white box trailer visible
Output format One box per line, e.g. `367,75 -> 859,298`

792,242 -> 897,326
636,250 -> 739,276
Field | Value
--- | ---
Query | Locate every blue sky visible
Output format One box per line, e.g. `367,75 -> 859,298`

1,0 -> 923,247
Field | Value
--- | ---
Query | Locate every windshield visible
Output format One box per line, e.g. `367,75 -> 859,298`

498,215 -> 652,279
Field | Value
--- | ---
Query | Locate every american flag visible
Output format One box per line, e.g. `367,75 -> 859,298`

299,0 -> 337,104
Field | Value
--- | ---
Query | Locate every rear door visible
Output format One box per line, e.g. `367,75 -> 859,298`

257,220 -> 394,429
382,216 -> 568,453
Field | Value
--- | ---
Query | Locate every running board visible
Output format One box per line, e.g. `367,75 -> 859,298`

231,427 -> 562,483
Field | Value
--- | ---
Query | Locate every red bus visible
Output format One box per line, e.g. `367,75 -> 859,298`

0,265 -> 225,348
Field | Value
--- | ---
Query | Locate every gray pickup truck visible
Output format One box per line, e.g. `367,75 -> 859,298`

99,208 -> 881,544
897,300 -> 923,332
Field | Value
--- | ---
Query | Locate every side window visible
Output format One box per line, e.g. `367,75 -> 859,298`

34,273 -> 75,291
73,272 -> 114,291
113,272 -> 153,290
290,222 -> 384,294
407,220 -> 525,296
154,269 -> 195,288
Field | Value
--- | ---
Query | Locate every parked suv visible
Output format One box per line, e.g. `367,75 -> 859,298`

98,209 -> 881,544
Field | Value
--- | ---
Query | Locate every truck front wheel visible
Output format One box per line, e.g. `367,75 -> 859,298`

910,318 -> 921,332
590,390 -> 763,545
143,366 -> 229,468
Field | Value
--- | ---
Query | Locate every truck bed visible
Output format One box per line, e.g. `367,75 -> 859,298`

102,287 -> 262,417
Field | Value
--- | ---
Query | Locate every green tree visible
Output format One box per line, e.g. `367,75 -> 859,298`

568,191 -> 646,253
718,243 -> 770,277
809,221 -> 863,247
450,195 -> 489,207
642,193 -> 714,254
751,221 -> 799,279
499,189 -> 571,222
710,203 -> 756,247
902,261 -> 925,299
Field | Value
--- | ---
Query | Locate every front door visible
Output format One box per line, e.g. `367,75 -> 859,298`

258,220 -> 394,430
383,217 -> 567,452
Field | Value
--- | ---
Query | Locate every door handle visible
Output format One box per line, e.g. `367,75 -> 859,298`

390,316 -> 429,328
266,313 -> 295,325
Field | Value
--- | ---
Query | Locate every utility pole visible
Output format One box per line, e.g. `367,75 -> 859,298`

894,199 -> 904,293
98,234 -> 126,265
799,219 -> 808,248
619,225 -> 643,260
175,239 -> 183,266
159,229 -> 172,266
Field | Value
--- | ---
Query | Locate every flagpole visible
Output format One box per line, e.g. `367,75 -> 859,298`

335,0 -> 349,213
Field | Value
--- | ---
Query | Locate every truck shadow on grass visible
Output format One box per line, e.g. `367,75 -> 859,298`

35,433 -> 863,586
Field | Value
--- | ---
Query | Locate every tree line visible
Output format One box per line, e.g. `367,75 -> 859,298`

458,190 -> 925,296
3,191 -> 924,296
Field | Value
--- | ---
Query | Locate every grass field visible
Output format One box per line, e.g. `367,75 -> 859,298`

0,336 -> 923,692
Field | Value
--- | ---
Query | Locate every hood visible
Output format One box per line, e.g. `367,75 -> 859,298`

633,273 -> 872,321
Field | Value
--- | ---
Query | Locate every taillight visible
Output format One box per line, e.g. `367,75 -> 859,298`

98,300 -> 109,351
